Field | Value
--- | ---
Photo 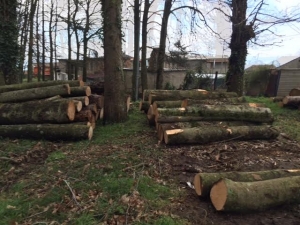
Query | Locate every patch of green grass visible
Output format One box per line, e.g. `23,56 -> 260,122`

46,151 -> 66,162
246,96 -> 300,141
75,213 -> 97,225
136,216 -> 188,225
138,176 -> 171,201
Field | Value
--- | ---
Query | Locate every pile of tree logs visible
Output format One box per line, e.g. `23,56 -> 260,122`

0,80 -> 104,141
193,169 -> 300,212
274,88 -> 300,109
140,89 -> 279,145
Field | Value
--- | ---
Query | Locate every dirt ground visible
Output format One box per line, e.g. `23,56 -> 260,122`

2,126 -> 300,224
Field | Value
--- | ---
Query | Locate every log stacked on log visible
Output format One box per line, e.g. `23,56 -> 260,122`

0,80 -> 108,141
273,87 -> 300,109
141,89 -> 278,145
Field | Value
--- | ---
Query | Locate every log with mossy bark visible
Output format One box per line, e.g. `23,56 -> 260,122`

143,89 -> 208,101
152,100 -> 183,113
181,97 -> 246,107
194,169 -> 300,198
0,84 -> 70,103
61,86 -> 91,97
282,96 -> 300,107
157,121 -> 262,142
164,125 -> 279,145
149,90 -> 238,104
210,176 -> 300,212
155,105 -> 274,124
0,124 -> 93,141
0,99 -> 75,124
88,94 -> 104,109
65,96 -> 89,106
0,80 -> 83,94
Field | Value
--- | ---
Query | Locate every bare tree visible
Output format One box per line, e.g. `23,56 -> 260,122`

101,0 -> 128,122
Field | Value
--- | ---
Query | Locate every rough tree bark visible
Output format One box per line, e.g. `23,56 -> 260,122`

101,0 -> 127,122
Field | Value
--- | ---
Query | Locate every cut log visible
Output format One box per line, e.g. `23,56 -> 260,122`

155,105 -> 274,124
88,94 -> 104,109
126,95 -> 131,112
272,96 -> 284,103
0,99 -> 75,124
72,121 -> 92,127
74,109 -> 92,122
164,125 -> 279,145
157,121 -> 261,142
99,108 -> 104,120
73,100 -> 83,112
282,96 -> 300,107
181,97 -> 246,107
289,88 -> 300,96
0,80 -> 83,94
61,86 -> 91,97
210,176 -> 300,212
0,124 -> 93,141
194,169 -> 300,197
152,100 -> 183,113
85,104 -> 98,115
149,90 -> 238,104
66,96 -> 89,106
139,101 -> 150,113
147,105 -> 155,126
44,95 -> 62,101
0,84 -> 70,103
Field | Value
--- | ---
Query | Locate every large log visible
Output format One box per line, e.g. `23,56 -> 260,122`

88,94 -> 104,109
155,105 -> 274,124
0,99 -> 75,124
0,124 -> 93,141
157,121 -> 261,142
282,96 -> 300,107
149,90 -> 238,104
164,125 -> 279,145
0,84 -> 70,103
289,88 -> 300,96
152,100 -> 182,113
74,109 -> 93,122
61,86 -> 91,97
0,80 -> 83,94
210,176 -> 300,212
181,97 -> 246,107
194,169 -> 300,197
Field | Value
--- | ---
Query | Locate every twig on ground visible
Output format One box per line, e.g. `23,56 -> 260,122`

63,179 -> 82,210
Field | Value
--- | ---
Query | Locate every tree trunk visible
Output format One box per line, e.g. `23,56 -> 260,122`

88,94 -> 104,109
226,0 -> 255,96
156,0 -> 172,89
0,84 -> 70,103
0,80 -> 83,93
149,90 -> 238,104
132,0 -> 140,101
0,124 -> 93,141
0,99 -> 75,124
140,0 -> 150,92
156,105 -> 274,124
102,0 -> 127,122
164,125 -> 279,145
210,176 -> 300,212
282,96 -> 300,107
181,97 -> 246,107
49,0 -> 54,80
61,86 -> 91,97
67,0 -> 72,80
194,169 -> 300,198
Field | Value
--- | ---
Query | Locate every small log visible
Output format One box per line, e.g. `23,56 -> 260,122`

0,84 -> 70,103
44,95 -> 62,101
66,96 -> 89,106
149,90 -> 237,104
73,100 -> 83,112
181,97 -> 246,107
194,169 -> 300,197
85,104 -> 98,115
289,88 -> 300,96
0,124 -> 93,141
62,86 -> 91,97
126,95 -> 131,112
210,176 -> 300,212
164,125 -> 279,145
99,108 -> 104,120
152,100 -> 182,113
147,105 -> 156,126
0,80 -> 83,94
282,96 -> 300,107
0,99 -> 75,124
88,94 -> 104,109
74,109 -> 92,122
139,101 -> 150,113
272,96 -> 284,103
155,105 -> 274,124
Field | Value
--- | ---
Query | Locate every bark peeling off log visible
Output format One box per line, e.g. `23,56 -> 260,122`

210,176 -> 300,212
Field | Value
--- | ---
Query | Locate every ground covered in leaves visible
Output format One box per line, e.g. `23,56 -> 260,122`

1,102 -> 300,224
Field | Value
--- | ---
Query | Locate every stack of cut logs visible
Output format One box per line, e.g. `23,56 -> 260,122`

274,88 -> 300,109
0,80 -> 104,141
140,89 -> 279,145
